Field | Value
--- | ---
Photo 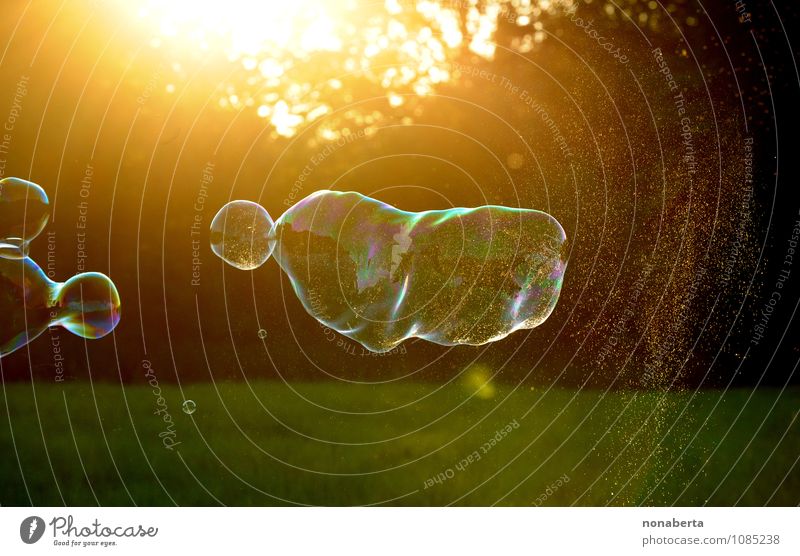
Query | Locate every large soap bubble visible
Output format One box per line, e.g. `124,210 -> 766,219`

211,190 -> 567,352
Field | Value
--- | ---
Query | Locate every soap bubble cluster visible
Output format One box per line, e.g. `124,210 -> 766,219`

0,177 -> 121,357
211,190 -> 567,352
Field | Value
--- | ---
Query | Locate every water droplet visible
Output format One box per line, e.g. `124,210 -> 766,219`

257,328 -> 268,339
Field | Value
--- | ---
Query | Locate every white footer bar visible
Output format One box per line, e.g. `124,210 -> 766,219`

1,507 -> 798,555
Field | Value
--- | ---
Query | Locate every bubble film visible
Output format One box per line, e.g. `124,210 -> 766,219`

0,177 -> 50,260
0,177 -> 120,357
0,257 -> 121,356
212,191 -> 567,352
209,200 -> 276,270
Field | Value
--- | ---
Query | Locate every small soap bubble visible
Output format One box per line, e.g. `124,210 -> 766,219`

210,200 -> 275,270
0,177 -> 50,260
182,399 -> 197,414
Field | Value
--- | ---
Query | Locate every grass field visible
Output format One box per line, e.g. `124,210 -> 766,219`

1,381 -> 798,506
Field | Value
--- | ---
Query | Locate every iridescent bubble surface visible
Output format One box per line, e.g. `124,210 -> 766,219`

0,177 -> 121,357
209,200 -> 276,270
54,271 -> 121,340
212,190 -> 567,352
0,257 -> 121,356
0,177 -> 50,260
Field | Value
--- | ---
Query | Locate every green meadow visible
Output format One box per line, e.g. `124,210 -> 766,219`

1,381 -> 798,506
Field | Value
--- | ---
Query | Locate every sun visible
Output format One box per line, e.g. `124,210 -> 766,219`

137,0 -> 346,60
116,0 -> 574,138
